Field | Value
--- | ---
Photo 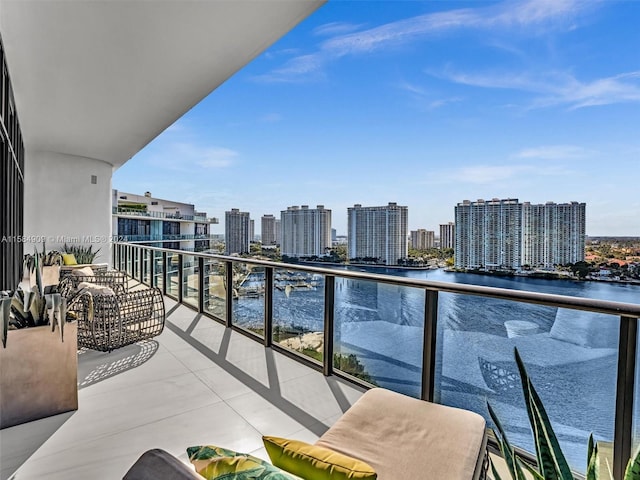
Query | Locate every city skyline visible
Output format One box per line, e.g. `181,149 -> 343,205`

113,0 -> 640,237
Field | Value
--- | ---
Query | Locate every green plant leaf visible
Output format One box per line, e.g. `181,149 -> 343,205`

488,401 -> 526,480
625,445 -> 640,480
1,297 -> 10,348
490,459 -> 504,480
515,347 -> 573,480
586,434 -> 600,480
517,457 -> 545,480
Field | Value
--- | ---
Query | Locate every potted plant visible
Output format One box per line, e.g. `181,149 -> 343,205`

488,347 -> 640,480
0,243 -> 78,429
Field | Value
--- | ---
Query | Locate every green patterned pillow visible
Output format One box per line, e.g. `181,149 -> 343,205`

187,445 -> 299,480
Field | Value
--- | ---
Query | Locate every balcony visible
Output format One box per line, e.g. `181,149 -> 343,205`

113,207 -> 218,224
2,242 -> 640,480
121,234 -> 220,243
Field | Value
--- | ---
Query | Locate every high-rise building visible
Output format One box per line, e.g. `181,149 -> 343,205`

280,205 -> 331,258
522,201 -> 586,268
249,219 -> 255,243
112,190 -> 218,252
261,214 -> 277,246
348,202 -> 408,265
439,222 -> 455,250
455,198 -> 585,270
225,208 -> 250,255
455,198 -> 522,269
275,219 -> 281,246
410,229 -> 435,250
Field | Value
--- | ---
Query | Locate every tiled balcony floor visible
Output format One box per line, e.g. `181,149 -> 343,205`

1,297 -> 365,480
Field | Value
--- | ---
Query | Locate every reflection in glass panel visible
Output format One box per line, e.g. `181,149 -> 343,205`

435,293 -> 619,474
153,250 -> 163,290
166,253 -> 179,298
182,255 -> 198,308
204,258 -> 226,321
333,277 -> 424,395
231,262 -> 264,338
142,249 -> 150,285
272,268 -> 325,363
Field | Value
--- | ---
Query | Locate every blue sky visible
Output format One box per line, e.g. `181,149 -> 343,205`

113,0 -> 640,237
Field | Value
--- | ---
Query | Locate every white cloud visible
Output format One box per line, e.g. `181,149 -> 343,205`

313,22 -> 363,37
514,145 -> 593,160
258,0 -> 592,82
435,68 -> 640,109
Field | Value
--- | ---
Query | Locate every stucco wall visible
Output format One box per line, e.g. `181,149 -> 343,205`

23,150 -> 113,265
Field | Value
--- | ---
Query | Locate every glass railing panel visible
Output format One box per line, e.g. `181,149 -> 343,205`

272,268 -> 325,363
333,277 -> 424,395
165,252 -> 180,298
231,262 -> 264,338
435,293 -> 620,474
125,246 -> 132,276
203,258 -> 226,321
182,255 -> 198,308
131,248 -> 140,280
153,250 -> 163,290
141,249 -> 150,285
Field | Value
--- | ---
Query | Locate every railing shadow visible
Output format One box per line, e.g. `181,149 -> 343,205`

164,308 -> 366,437
77,340 -> 160,389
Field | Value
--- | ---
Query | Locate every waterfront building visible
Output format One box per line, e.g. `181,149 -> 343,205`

455,198 -> 585,270
348,202 -> 408,265
261,214 -> 277,246
522,201 -> 586,269
275,219 -> 282,246
112,190 -> 217,252
225,208 -> 251,255
280,205 -> 331,258
439,222 -> 455,250
410,229 -> 435,250
455,198 -> 522,270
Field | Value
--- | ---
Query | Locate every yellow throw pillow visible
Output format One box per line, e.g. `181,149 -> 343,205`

263,436 -> 377,480
62,253 -> 78,265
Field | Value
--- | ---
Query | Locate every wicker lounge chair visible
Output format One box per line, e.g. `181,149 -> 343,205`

64,275 -> 165,352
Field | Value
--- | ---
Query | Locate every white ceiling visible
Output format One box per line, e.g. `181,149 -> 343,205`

0,0 -> 325,168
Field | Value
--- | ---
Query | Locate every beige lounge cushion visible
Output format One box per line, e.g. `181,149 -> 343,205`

71,266 -> 95,277
77,282 -> 115,296
315,388 -> 486,480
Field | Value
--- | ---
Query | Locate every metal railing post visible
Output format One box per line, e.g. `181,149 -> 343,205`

264,267 -> 273,347
613,316 -> 637,480
323,275 -> 335,377
177,254 -> 183,303
225,261 -> 233,328
149,247 -> 155,287
198,256 -> 205,313
162,251 -> 167,296
421,289 -> 439,402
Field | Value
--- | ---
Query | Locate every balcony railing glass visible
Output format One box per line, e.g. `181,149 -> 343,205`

112,206 -> 213,223
273,267 -> 325,364
182,254 -> 198,308
113,242 -> 640,478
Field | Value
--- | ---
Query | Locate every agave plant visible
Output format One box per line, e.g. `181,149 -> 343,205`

63,243 -> 100,264
1,245 -> 66,348
487,347 -> 640,480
